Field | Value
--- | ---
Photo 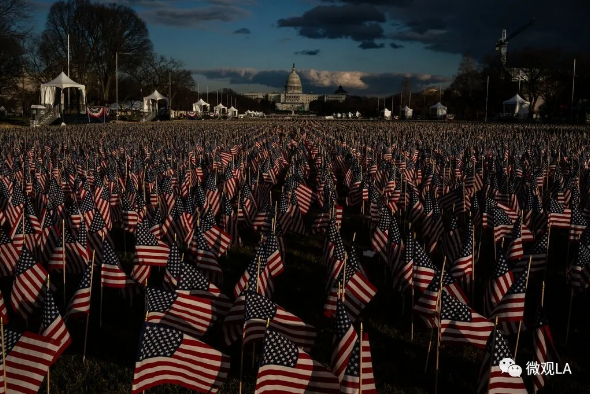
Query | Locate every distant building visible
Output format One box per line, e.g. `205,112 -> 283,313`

242,64 -> 347,111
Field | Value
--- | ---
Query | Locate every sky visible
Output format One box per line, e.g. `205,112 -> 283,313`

30,0 -> 589,96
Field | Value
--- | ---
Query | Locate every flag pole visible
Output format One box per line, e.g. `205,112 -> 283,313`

471,219 -> 475,297
1,316 -> 6,394
47,274 -> 51,394
252,255 -> 261,368
514,256 -> 532,360
341,253 -> 348,304
487,316 -> 499,394
434,257 -> 446,394
238,282 -> 248,394
543,224 -> 551,281
99,233 -> 105,328
359,322 -> 363,394
565,287 -> 574,345
83,250 -> 96,364
63,219 -> 66,305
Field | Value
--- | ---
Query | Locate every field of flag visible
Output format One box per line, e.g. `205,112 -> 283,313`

0,120 -> 589,393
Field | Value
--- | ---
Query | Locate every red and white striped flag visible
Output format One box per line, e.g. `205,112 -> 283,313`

11,246 -> 48,320
40,290 -> 71,358
0,327 -> 61,394
331,300 -> 377,394
146,287 -> 215,338
65,263 -> 93,320
255,328 -> 340,394
133,221 -> 170,266
131,323 -> 230,394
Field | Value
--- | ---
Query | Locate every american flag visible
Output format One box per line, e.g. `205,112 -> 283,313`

411,239 -> 438,292
234,234 -> 284,298
331,300 -> 377,394
547,198 -> 571,228
371,206 -> 390,262
439,291 -> 494,349
516,232 -> 548,274
243,290 -> 316,350
0,228 -> 20,276
493,207 -> 513,243
324,245 -> 376,321
133,221 -> 170,266
220,294 -> 247,346
131,322 -> 230,394
188,226 -> 222,282
146,287 -> 214,337
483,249 -> 514,317
65,262 -> 93,320
490,265 -> 528,324
255,328 -> 340,394
532,302 -> 561,391
567,242 -> 590,293
505,216 -> 533,261
101,239 -> 131,288
40,290 -> 71,358
11,246 -> 48,320
414,269 -> 469,328
163,243 -> 183,289
569,208 -> 587,241
0,289 -> 8,324
0,326 -> 61,394
48,227 -> 89,274
477,329 -> 527,394
450,218 -> 473,282
324,220 -> 347,291
200,209 -> 231,257
392,231 -> 413,293
176,261 -> 231,318
121,193 -> 139,231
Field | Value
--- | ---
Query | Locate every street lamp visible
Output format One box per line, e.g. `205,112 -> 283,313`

116,51 -> 132,121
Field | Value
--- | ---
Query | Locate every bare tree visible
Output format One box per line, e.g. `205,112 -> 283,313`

39,0 -> 152,102
0,0 -> 30,96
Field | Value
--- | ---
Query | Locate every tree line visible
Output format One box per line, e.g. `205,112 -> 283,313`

1,0 -> 195,112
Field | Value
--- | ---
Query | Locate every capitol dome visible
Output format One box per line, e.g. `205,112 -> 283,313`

285,63 -> 303,94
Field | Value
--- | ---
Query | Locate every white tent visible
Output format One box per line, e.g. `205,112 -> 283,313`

213,103 -> 227,115
192,98 -> 210,113
430,102 -> 447,118
348,112 -> 353,118
355,111 -> 361,118
228,106 -> 238,117
40,72 -> 86,109
503,94 -> 530,119
143,90 -> 168,113
380,108 -> 392,120
401,106 -> 413,119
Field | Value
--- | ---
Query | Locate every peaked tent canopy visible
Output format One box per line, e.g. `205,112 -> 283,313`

40,72 -> 86,107
380,108 -> 392,119
143,90 -> 168,112
503,94 -> 530,119
228,106 -> 238,116
193,98 -> 210,113
430,102 -> 447,117
213,103 -> 227,115
401,105 -> 413,118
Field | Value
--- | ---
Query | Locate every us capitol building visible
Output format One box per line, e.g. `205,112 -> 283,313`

242,64 -> 347,111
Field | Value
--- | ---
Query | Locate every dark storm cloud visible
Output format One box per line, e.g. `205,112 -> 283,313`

143,5 -> 250,27
192,67 -> 450,96
276,4 -> 386,42
233,28 -> 251,34
281,0 -> 590,57
389,42 -> 404,49
295,49 -> 321,56
358,41 -> 385,50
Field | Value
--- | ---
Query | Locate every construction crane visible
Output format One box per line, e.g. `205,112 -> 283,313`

495,17 -> 536,67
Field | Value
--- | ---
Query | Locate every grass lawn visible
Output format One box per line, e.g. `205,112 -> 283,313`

30,203 -> 588,394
